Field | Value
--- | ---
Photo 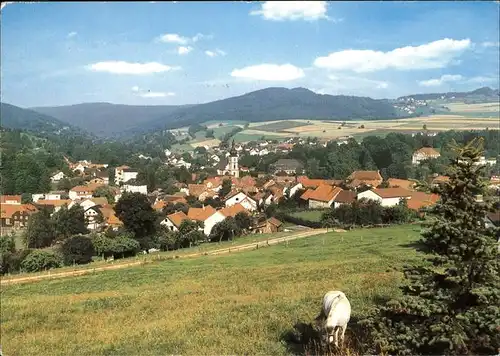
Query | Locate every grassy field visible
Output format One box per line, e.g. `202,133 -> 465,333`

290,209 -> 328,222
1,225 -> 424,356
251,120 -> 311,132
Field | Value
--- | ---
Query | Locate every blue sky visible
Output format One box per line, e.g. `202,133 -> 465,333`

1,1 -> 499,107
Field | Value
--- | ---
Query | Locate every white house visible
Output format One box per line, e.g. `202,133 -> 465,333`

357,188 -> 412,207
203,211 -> 226,236
115,165 -> 138,185
259,148 -> 270,156
120,185 -> 148,195
69,186 -> 94,201
161,211 -> 189,232
50,171 -> 66,183
306,185 -> 342,209
412,147 -> 440,165
288,183 -> 303,198
32,193 -> 46,203
165,149 -> 172,157
249,148 -> 259,156
225,192 -> 257,211
84,206 -> 103,230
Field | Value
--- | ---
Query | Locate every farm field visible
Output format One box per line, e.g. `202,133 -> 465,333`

251,120 -> 312,132
2,225 -> 423,356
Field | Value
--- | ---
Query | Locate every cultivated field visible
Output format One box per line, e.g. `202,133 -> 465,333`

2,225 -> 423,356
290,209 -> 328,222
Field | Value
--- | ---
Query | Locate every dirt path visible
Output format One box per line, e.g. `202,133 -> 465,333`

1,228 -> 328,286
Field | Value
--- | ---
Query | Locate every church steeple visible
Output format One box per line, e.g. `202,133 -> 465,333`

229,139 -> 237,156
228,139 -> 239,178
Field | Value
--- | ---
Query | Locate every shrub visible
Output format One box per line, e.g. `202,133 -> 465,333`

61,235 -> 95,265
20,250 -> 62,272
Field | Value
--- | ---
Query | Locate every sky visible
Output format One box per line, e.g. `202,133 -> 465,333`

1,1 -> 499,108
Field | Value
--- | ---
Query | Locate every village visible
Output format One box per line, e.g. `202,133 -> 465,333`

2,139 -> 499,239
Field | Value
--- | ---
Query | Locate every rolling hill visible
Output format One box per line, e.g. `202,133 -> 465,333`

398,86 -> 500,102
31,102 -> 188,138
31,87 -> 404,137
0,102 -> 84,137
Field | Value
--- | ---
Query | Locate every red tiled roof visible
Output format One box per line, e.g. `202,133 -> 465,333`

347,170 -> 383,181
415,147 -> 440,156
0,195 -> 22,204
387,178 -> 416,191
308,185 -> 342,203
187,206 -> 216,222
407,192 -> 440,210
371,187 -> 413,199
219,203 -> 247,218
300,189 -> 315,201
1,204 -> 38,219
333,190 -> 356,203
166,211 -> 189,228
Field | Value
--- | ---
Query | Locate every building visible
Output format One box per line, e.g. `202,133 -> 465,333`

69,185 -> 97,200
187,206 -> 217,235
225,191 -> 257,211
0,204 -> 38,228
357,187 -> 413,207
271,159 -> 304,175
0,195 -> 22,205
412,147 -> 441,165
120,185 -> 148,195
332,190 -> 356,208
217,141 -> 240,178
346,170 -> 383,189
34,199 -> 72,213
115,165 -> 138,185
50,171 -> 66,183
307,185 -> 343,209
256,217 -> 283,234
387,178 -> 416,191
161,211 -> 189,232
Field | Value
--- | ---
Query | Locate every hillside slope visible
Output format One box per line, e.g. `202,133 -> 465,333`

130,87 -> 403,134
31,102 -> 186,137
398,86 -> 500,102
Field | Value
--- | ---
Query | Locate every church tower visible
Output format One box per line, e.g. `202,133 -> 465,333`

229,140 -> 239,178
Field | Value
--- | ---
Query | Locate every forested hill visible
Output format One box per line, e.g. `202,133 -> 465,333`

30,87 -> 404,137
0,102 -> 83,136
398,87 -> 500,101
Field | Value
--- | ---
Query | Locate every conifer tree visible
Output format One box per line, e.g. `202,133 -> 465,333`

361,137 -> 500,355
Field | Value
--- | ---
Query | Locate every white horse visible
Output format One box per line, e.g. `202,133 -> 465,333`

315,291 -> 351,347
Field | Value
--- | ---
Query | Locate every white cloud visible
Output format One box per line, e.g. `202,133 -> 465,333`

465,76 -> 498,84
140,91 -> 176,98
250,1 -> 330,21
314,38 -> 472,73
481,41 -> 500,48
205,49 -> 226,57
87,61 -> 179,75
230,63 -> 305,81
131,86 -> 140,92
67,31 -> 77,38
418,74 -> 463,87
192,33 -> 213,42
177,46 -> 193,55
159,33 -> 189,44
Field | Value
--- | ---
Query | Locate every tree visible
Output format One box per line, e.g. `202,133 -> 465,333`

209,217 -> 241,242
114,192 -> 158,248
93,186 -> 116,203
423,123 -> 427,130
220,178 -> 232,197
234,211 -> 252,232
21,193 -> 32,204
361,137 -> 500,355
52,204 -> 88,240
177,220 -> 204,247
60,235 -> 95,265
24,208 -> 56,248
20,250 -> 62,272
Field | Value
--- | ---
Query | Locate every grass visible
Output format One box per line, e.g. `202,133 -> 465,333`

1,225 -> 424,356
251,120 -> 311,132
290,209 -> 328,222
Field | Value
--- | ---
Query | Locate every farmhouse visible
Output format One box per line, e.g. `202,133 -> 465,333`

357,187 -> 413,207
271,159 -> 303,175
225,191 -> 257,211
69,184 -> 103,200
412,147 -> 440,165
346,170 -> 383,189
0,203 -> 38,228
306,185 -> 343,209
50,171 -> 66,183
256,217 -> 283,234
332,190 -> 357,208
161,211 -> 189,232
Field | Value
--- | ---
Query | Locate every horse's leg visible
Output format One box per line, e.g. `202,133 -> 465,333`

340,324 -> 347,347
334,326 -> 340,347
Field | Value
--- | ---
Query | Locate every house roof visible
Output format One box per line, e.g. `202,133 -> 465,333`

300,189 -> 315,201
35,199 -> 72,207
333,190 -> 356,203
308,185 -> 342,203
153,200 -> 167,211
116,165 -> 130,170
204,176 -> 223,187
297,176 -> 339,188
70,184 -> 102,193
371,187 -> 413,199
267,217 -> 283,227
407,192 -> 440,210
188,184 -> 209,198
432,175 -> 450,184
415,147 -> 440,156
1,204 -> 38,219
91,197 -> 109,206
347,170 -> 383,181
187,205 -> 217,222
99,207 -> 122,226
0,195 -> 22,204
219,203 -> 247,218
387,178 -> 416,190
166,211 -> 189,228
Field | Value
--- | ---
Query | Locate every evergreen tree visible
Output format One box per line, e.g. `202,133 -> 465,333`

361,137 -> 500,355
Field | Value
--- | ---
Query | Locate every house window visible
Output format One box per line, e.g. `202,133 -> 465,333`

5,218 -> 10,225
